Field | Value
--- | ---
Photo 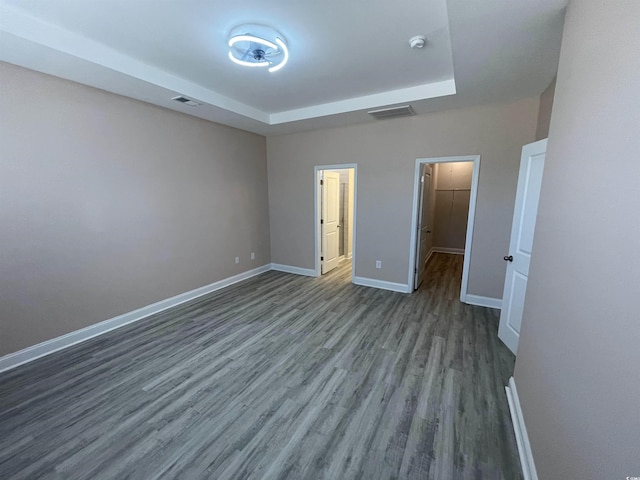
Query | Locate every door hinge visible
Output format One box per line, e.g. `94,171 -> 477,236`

415,268 -> 418,274
321,219 -> 324,224
320,179 -> 324,185
321,256 -> 324,261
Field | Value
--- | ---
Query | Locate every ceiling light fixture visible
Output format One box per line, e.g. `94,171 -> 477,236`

228,24 -> 289,73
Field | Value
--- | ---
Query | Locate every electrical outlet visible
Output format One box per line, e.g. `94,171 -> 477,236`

235,257 -> 240,264
251,252 -> 256,260
375,260 -> 382,269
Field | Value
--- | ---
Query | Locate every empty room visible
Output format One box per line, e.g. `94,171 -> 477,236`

1,1 -> 638,479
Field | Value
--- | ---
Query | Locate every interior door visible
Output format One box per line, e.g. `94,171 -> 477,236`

414,164 -> 433,289
499,139 -> 547,354
321,171 -> 340,274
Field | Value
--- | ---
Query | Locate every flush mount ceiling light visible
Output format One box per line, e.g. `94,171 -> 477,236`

227,24 -> 289,73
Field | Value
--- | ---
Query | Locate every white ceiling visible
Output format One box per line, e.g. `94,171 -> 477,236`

0,0 -> 566,136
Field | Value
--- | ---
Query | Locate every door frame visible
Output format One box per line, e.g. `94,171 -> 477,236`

407,155 -> 480,302
314,164 -> 358,281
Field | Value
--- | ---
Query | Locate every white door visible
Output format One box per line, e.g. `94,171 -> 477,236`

321,171 -> 340,274
414,164 -> 433,289
499,139 -> 547,354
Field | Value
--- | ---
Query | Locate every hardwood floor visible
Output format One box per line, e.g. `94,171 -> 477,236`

0,254 -> 521,479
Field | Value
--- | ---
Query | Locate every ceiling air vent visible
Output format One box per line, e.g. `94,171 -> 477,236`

171,95 -> 201,107
368,105 -> 415,120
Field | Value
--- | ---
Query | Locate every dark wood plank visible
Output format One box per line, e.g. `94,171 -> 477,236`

0,254 -> 521,479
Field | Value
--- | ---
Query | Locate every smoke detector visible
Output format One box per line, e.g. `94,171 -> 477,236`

409,35 -> 426,49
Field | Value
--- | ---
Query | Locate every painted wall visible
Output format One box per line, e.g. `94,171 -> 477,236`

535,77 -> 556,140
433,162 -> 473,251
267,98 -> 539,298
0,62 -> 271,356
514,1 -> 640,478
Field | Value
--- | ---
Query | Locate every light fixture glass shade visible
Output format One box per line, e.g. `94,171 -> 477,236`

227,24 -> 289,73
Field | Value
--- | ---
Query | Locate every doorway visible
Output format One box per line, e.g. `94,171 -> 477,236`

408,155 -> 480,300
314,164 -> 357,280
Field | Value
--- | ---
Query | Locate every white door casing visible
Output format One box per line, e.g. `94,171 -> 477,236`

321,171 -> 340,274
499,139 -> 547,354
409,155 -> 480,303
414,164 -> 433,289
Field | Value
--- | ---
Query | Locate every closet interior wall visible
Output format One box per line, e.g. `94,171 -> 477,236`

432,162 -> 473,252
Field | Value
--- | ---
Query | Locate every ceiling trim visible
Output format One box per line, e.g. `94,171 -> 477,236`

1,4 -> 456,128
0,5 -> 269,123
269,80 -> 456,124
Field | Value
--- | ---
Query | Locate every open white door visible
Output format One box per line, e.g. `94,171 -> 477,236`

321,171 -> 340,274
499,139 -> 547,354
414,164 -> 433,289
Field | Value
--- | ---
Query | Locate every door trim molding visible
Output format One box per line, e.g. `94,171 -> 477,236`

0,263 -> 272,374
408,155 -> 481,301
505,377 -> 539,480
314,164 -> 358,281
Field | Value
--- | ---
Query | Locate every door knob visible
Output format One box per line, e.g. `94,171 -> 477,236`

504,255 -> 513,262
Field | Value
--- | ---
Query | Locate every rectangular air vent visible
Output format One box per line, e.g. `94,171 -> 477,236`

171,95 -> 201,107
368,105 -> 415,120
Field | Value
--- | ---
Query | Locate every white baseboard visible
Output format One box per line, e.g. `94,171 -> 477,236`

270,263 -> 317,277
425,247 -> 435,264
353,276 -> 412,293
0,264 -> 271,374
432,247 -> 465,255
462,294 -> 502,309
505,377 -> 538,480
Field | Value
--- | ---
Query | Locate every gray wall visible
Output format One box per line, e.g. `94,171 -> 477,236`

535,77 -> 556,140
0,62 -> 271,356
433,162 -> 473,250
267,98 -> 539,297
514,1 -> 640,478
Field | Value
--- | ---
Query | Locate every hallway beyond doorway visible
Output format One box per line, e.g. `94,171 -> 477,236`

315,164 -> 357,280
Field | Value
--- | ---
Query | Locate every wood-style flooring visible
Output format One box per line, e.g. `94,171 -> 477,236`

0,254 -> 521,479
